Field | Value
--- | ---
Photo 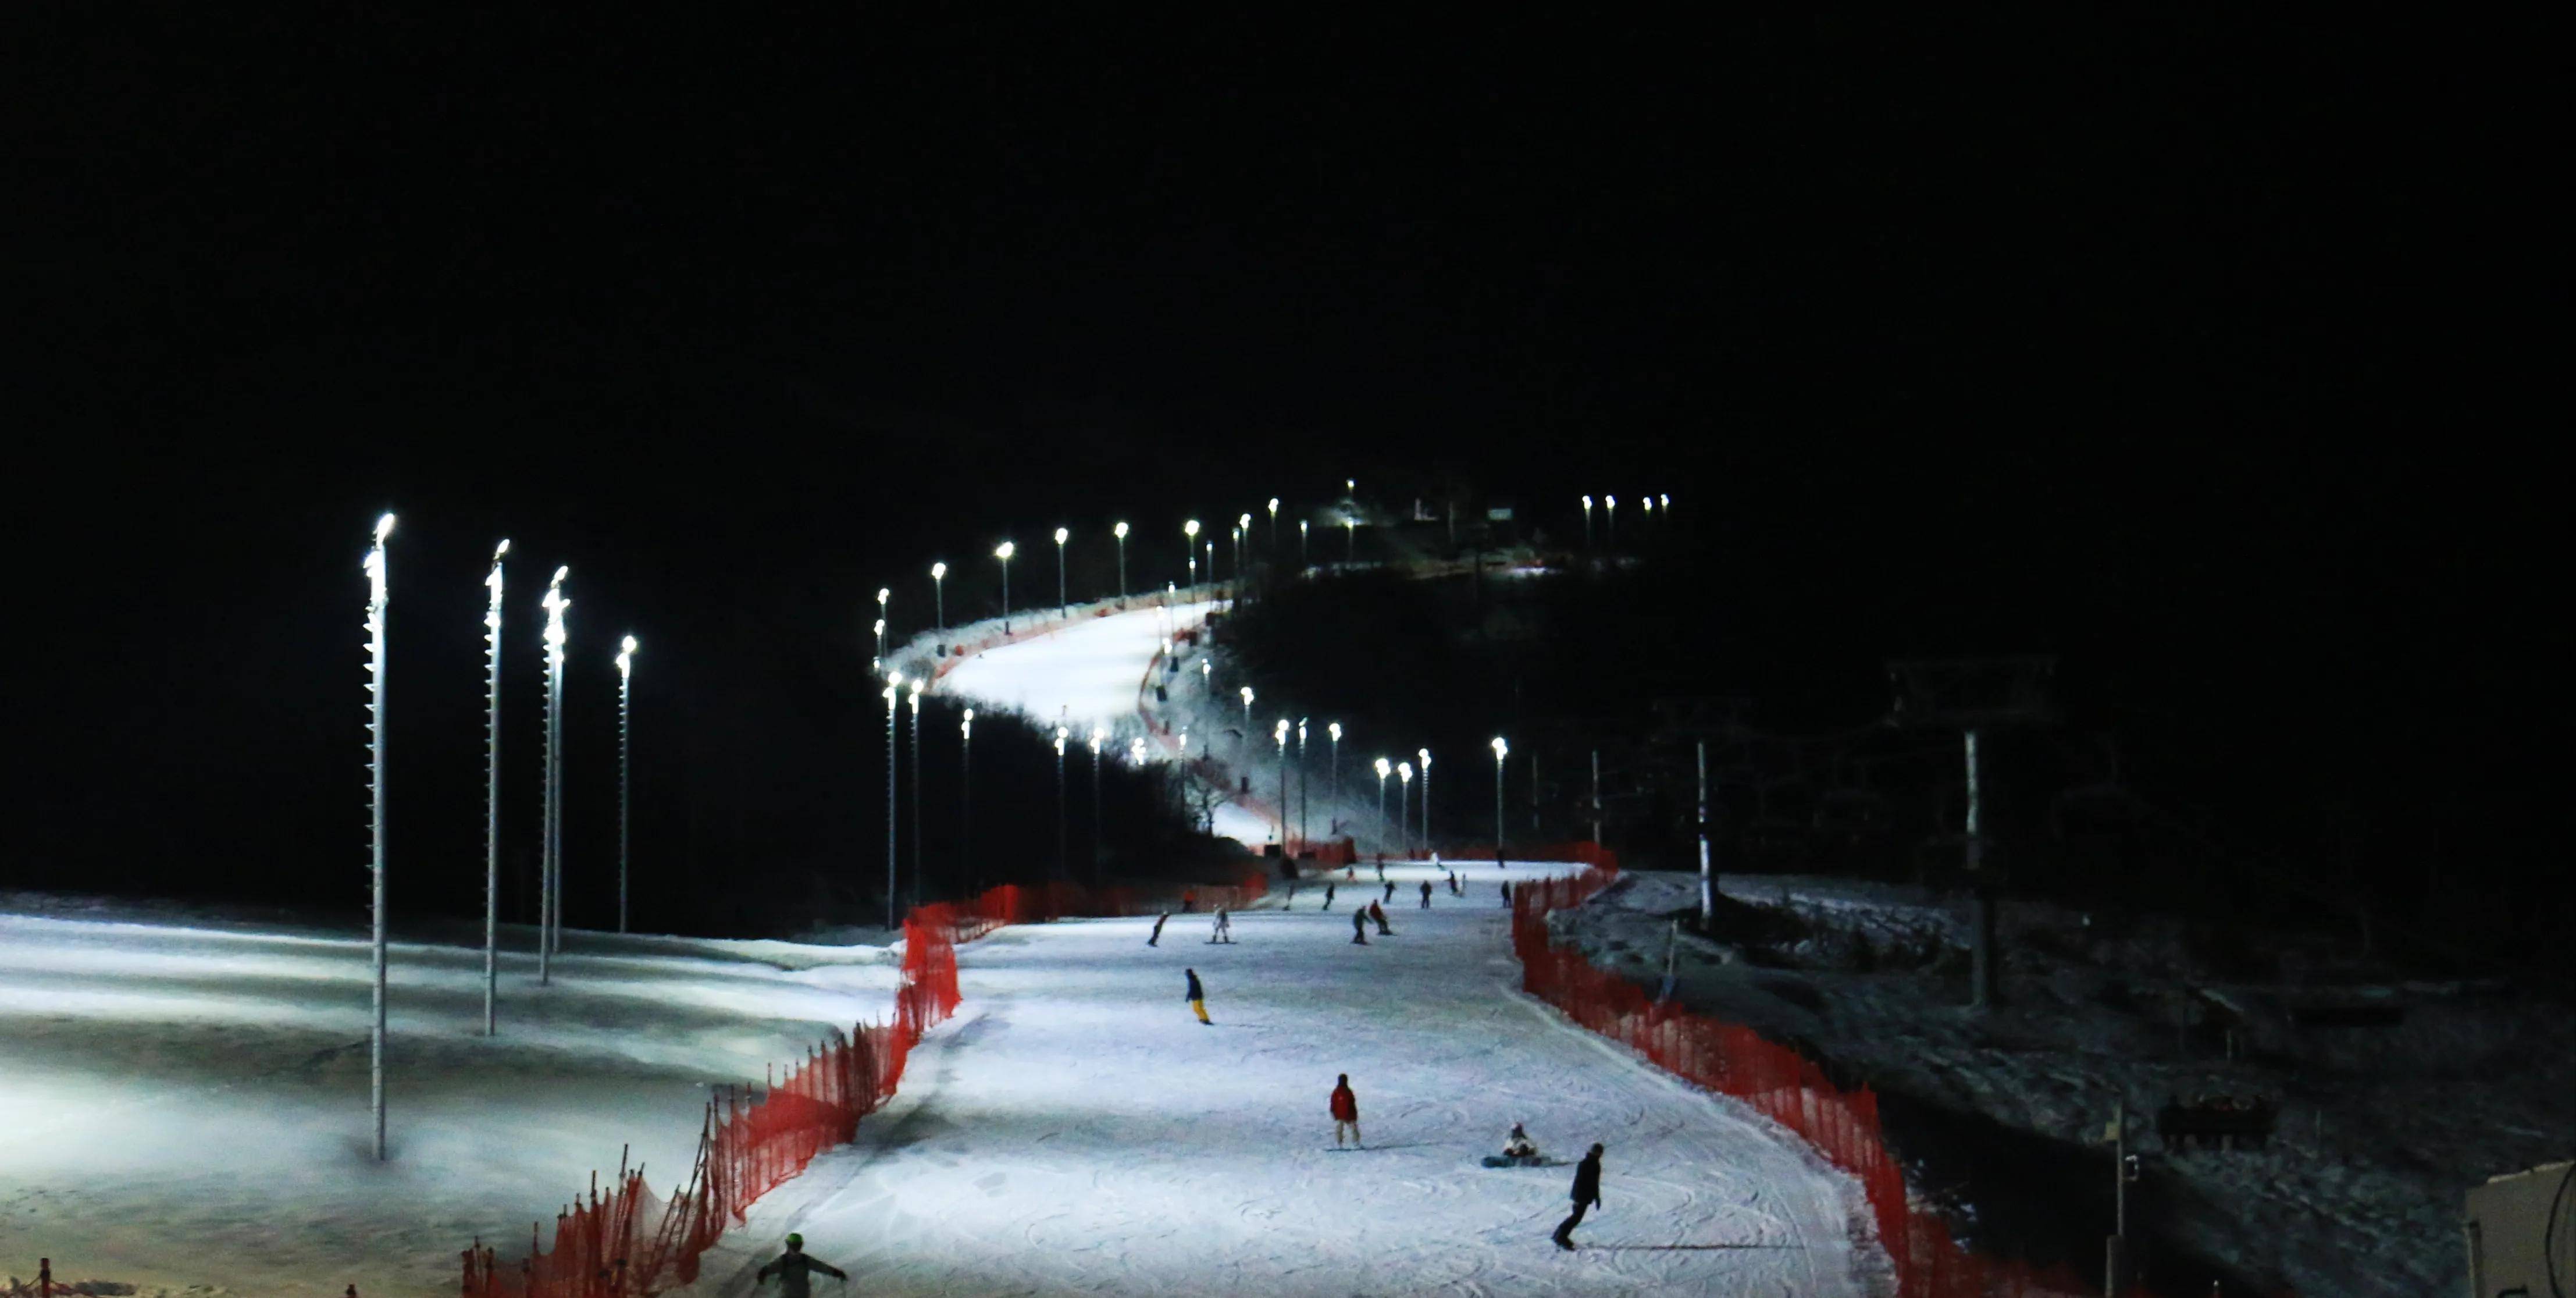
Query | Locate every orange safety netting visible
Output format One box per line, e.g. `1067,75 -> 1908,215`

1510,856 -> 2176,1298
459,870 -> 1264,1297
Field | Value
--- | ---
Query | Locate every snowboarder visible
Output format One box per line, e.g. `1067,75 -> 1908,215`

1351,908 -> 1369,944
1552,1144 -> 1604,1250
1500,880 -> 1512,907
1369,899 -> 1392,936
1208,908 -> 1233,943
1323,882 -> 1336,911
1330,1073 -> 1362,1147
1148,912 -> 1170,946
1382,880 -> 1396,905
754,1233 -> 848,1297
1481,1122 -> 1541,1167
1419,879 -> 1433,909
1185,968 -> 1211,1025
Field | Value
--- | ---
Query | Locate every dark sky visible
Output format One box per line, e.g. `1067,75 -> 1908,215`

8,12 -> 2556,915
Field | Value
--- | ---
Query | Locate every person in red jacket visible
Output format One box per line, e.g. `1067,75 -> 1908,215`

1330,1073 -> 1362,1147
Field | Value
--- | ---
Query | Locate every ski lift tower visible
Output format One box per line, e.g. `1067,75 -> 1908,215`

1651,694 -> 1754,927
1886,656 -> 2056,1011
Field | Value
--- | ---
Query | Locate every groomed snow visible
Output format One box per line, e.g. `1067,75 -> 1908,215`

0,913 -> 896,1296
673,860 -> 1887,1297
932,600 -> 1223,734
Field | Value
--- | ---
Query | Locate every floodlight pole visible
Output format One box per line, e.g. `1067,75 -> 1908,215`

931,561 -> 947,632
1113,522 -> 1129,599
909,682 -> 923,908
1054,726 -> 1070,880
1491,738 -> 1508,862
960,709 -> 974,894
1397,763 -> 1412,857
1327,723 -> 1342,827
1590,749 -> 1602,847
1089,729 -> 1104,884
1054,528 -> 1069,613
995,542 -> 1014,623
362,513 -> 393,1161
482,542 -> 505,1036
616,636 -> 636,934
1299,519 -> 1309,567
1274,722 -> 1289,852
1297,720 -> 1309,852
540,568 -> 569,984
1418,748 -> 1433,852
883,673 -> 901,930
1375,759 -> 1390,835
1697,741 -> 1713,924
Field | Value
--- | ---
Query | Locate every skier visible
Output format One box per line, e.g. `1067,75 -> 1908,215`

1185,968 -> 1211,1025
1382,880 -> 1396,905
1148,912 -> 1170,947
1330,1073 -> 1362,1147
1552,1144 -> 1605,1250
1375,860 -> 1386,884
1369,899 -> 1392,936
1419,879 -> 1434,909
1323,882 -> 1336,911
1208,908 -> 1233,944
1501,880 -> 1512,907
1350,907 -> 1369,944
754,1233 -> 848,1297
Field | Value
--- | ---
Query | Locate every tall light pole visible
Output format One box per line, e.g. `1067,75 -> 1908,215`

929,561 -> 947,632
1327,723 -> 1343,827
1296,719 -> 1309,851
1266,497 -> 1279,552
960,708 -> 974,895
1605,495 -> 1617,549
1088,727 -> 1104,883
1396,762 -> 1413,858
1299,518 -> 1309,567
1417,748 -> 1434,853
1274,719 -> 1291,851
1580,495 -> 1594,552
615,635 -> 636,934
1236,513 -> 1251,579
871,618 -> 884,674
540,566 -> 569,984
877,587 -> 890,654
1206,540 -> 1216,593
361,511 -> 393,1161
1053,527 -> 1070,613
1344,514 -> 1357,563
481,539 -> 505,1037
994,541 -> 1015,622
908,679 -> 924,908
1239,686 -> 1254,745
1053,724 -> 1070,880
1201,658 -> 1212,693
883,670 -> 902,930
1184,520 -> 1200,592
1374,757 -> 1391,832
1113,522 -> 1129,599
1491,737 -> 1510,859
1591,749 -> 1603,847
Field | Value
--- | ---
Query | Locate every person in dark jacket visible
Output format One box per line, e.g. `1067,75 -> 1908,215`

1501,880 -> 1512,906
1330,1073 -> 1362,1147
1323,883 -> 1337,911
1148,912 -> 1170,946
1419,879 -> 1434,909
1369,899 -> 1392,935
756,1233 -> 847,1297
1185,968 -> 1210,1025
1350,908 -> 1369,944
1553,1144 -> 1604,1250
1382,880 -> 1396,905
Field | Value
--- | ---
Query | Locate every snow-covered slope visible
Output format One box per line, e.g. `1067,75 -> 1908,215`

675,859 -> 1890,1297
0,909 -> 895,1296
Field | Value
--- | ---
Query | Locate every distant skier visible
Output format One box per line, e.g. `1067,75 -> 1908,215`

1500,880 -> 1512,907
1382,880 -> 1396,905
1369,899 -> 1392,936
1208,908 -> 1233,944
1448,870 -> 1460,896
1323,883 -> 1336,911
1148,912 -> 1170,947
1419,880 -> 1433,909
754,1233 -> 847,1297
1185,968 -> 1211,1025
1552,1144 -> 1605,1250
1375,860 -> 1386,883
1351,908 -> 1369,944
1330,1073 -> 1362,1147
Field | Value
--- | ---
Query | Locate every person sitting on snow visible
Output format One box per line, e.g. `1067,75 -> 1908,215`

756,1233 -> 847,1297
1504,1123 -> 1538,1159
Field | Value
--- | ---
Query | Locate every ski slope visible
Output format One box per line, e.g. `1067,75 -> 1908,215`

678,860 -> 1885,1296
934,599 -> 1221,732
0,906 -> 897,1296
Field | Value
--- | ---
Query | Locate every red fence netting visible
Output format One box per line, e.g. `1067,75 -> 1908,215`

461,868 -> 1263,1297
1510,854 -> 2165,1298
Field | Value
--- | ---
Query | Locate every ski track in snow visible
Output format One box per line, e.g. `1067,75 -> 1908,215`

680,604 -> 1883,1297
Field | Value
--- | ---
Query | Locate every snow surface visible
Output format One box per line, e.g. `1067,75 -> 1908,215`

673,859 -> 1888,1297
930,600 -> 1223,734
0,911 -> 896,1296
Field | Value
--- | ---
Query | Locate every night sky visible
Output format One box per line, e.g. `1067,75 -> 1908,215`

12,13 -> 2554,926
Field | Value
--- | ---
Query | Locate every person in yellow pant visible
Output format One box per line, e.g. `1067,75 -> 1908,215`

1185,968 -> 1212,1025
